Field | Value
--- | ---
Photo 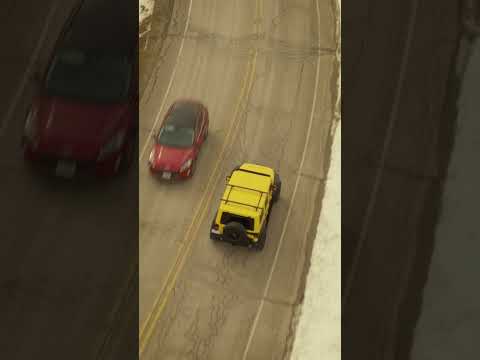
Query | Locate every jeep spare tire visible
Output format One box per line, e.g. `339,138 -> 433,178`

223,222 -> 246,243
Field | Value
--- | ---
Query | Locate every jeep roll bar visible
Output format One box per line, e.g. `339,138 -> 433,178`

232,167 -> 271,178
221,183 -> 268,212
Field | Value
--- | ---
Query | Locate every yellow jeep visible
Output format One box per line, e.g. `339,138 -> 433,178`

210,163 -> 281,250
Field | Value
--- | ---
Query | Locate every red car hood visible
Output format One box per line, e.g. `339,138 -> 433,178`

36,96 -> 128,158
151,144 -> 193,171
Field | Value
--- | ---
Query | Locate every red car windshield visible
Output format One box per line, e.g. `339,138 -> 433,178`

157,124 -> 194,148
45,49 -> 131,103
157,104 -> 198,147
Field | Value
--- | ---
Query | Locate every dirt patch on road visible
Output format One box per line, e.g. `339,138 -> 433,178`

139,0 -> 175,98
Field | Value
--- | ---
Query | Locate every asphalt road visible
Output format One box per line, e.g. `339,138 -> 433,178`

342,0 -> 460,359
0,1 -> 138,359
138,0 -> 338,359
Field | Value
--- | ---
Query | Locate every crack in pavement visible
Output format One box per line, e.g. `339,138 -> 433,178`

270,1 -> 313,29
180,245 -> 249,359
164,29 -> 334,59
298,172 -> 326,182
184,293 -> 235,360
145,282 -> 187,358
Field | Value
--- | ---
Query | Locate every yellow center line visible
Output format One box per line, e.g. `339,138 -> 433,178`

139,2 -> 261,356
139,51 -> 252,340
140,51 -> 258,356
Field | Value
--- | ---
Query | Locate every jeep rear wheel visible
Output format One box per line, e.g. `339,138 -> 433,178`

272,172 -> 282,203
223,222 -> 246,244
253,230 -> 266,251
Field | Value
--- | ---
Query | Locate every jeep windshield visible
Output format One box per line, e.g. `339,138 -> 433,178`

45,49 -> 131,103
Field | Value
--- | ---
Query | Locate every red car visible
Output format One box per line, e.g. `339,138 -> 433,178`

149,100 -> 209,180
22,0 -> 137,178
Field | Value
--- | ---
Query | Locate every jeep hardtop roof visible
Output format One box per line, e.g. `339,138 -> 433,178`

220,168 -> 272,218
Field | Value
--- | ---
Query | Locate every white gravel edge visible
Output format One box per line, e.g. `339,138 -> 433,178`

139,0 -> 155,24
289,122 -> 341,360
289,0 -> 341,358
